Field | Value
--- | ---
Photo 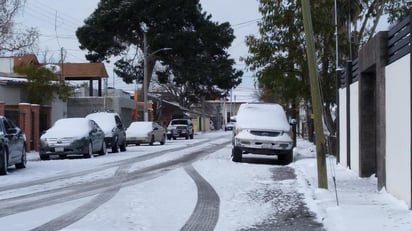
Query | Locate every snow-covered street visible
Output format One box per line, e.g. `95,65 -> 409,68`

0,131 -> 411,230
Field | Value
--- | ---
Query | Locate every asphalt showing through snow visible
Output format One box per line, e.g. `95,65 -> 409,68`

239,166 -> 325,231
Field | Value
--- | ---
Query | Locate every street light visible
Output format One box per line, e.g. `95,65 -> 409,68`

143,31 -> 172,121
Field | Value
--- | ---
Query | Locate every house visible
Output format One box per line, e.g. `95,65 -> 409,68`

0,54 -> 45,151
0,54 -> 131,151
338,13 -> 412,208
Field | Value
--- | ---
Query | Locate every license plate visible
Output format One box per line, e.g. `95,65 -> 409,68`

55,147 -> 64,152
262,143 -> 272,149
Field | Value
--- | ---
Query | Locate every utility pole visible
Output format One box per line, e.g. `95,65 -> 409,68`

143,30 -> 149,121
301,0 -> 328,189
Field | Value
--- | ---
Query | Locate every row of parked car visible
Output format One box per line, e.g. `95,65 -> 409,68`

0,112 -> 197,175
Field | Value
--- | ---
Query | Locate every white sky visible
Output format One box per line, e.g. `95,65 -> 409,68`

15,0 -> 260,101
0,131 -> 411,230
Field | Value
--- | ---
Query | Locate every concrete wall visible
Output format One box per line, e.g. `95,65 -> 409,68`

67,95 -> 135,128
357,31 -> 387,184
350,82 -> 360,175
0,85 -> 23,104
339,88 -> 347,166
385,54 -> 411,206
50,97 -> 67,125
0,57 -> 13,73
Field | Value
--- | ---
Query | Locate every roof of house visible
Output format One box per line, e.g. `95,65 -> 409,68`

56,63 -> 108,80
13,54 -> 39,67
11,55 -> 108,80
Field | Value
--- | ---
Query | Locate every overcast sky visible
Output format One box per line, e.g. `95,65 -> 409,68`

15,0 -> 260,95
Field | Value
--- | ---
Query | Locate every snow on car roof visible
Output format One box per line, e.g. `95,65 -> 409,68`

235,103 -> 290,131
127,121 -> 152,130
42,118 -> 90,138
126,122 -> 153,137
86,112 -> 117,133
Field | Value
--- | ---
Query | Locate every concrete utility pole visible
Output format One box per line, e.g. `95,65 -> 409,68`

301,0 -> 328,189
143,30 -> 149,121
142,29 -> 172,122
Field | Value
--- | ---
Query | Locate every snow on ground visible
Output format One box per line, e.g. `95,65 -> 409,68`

1,131 -> 411,230
293,139 -> 412,231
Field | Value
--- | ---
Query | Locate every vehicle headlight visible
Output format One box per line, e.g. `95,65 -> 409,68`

71,137 -> 88,145
40,138 -> 48,146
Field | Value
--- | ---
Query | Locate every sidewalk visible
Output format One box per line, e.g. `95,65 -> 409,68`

292,139 -> 412,231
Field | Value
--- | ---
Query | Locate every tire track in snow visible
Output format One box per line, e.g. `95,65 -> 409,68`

23,140 -> 229,231
30,163 -> 132,231
181,165 -> 220,231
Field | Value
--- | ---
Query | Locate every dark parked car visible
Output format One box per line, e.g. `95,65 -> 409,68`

167,119 -> 194,140
86,112 -> 127,153
0,116 -> 27,175
39,118 -> 106,159
126,121 -> 166,146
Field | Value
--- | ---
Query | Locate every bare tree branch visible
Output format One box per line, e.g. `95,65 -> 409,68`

0,0 -> 39,54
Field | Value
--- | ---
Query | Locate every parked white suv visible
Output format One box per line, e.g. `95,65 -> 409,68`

232,103 -> 294,164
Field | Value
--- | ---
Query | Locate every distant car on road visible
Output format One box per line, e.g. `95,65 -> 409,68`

0,116 -> 27,175
126,121 -> 166,146
232,103 -> 294,164
39,118 -> 106,159
86,112 -> 127,153
224,122 -> 235,131
167,119 -> 194,140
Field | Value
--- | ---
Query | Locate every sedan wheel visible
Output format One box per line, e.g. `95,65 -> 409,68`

39,152 -> 50,160
149,136 -> 155,146
15,146 -> 27,169
39,153 -> 50,160
160,135 -> 166,145
84,142 -> 94,158
0,149 -> 8,175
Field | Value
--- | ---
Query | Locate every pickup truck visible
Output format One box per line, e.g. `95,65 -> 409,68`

167,119 -> 194,140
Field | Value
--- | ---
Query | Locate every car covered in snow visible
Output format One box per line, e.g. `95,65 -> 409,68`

86,112 -> 127,153
231,103 -> 294,164
39,118 -> 107,159
126,121 -> 166,146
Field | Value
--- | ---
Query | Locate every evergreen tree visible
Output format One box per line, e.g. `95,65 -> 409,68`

244,0 -> 411,134
76,0 -> 242,107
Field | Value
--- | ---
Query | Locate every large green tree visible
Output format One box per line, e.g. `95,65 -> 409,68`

245,0 -> 411,134
76,0 -> 242,108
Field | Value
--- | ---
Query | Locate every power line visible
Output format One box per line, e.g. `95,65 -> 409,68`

232,18 -> 261,28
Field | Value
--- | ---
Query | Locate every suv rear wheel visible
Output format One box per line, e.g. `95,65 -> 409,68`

111,137 -> 119,153
119,139 -> 126,152
15,147 -> 27,169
